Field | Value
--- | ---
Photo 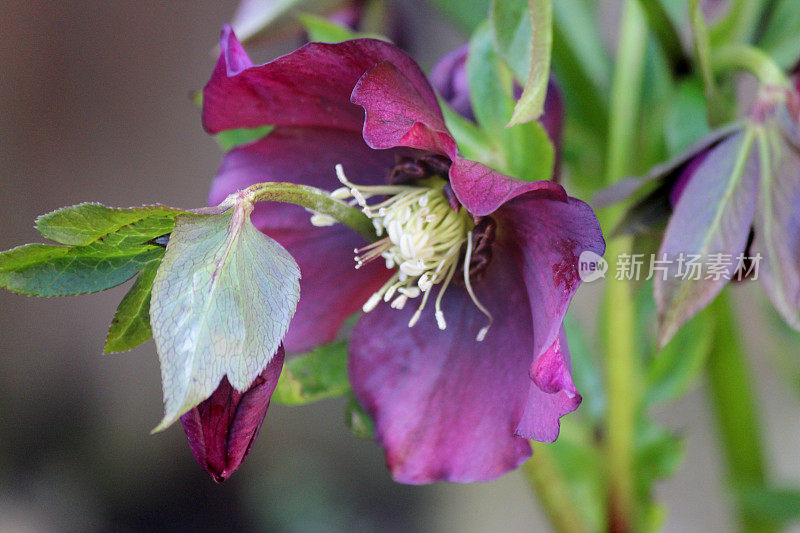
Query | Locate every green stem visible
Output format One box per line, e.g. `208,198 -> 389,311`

523,444 -> 590,533
706,292 -> 774,533
712,43 -> 789,87
602,1 -> 648,531
237,181 -> 377,242
636,0 -> 691,75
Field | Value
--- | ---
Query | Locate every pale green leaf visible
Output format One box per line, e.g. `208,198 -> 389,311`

272,341 -> 350,405
758,0 -> 800,70
425,0 -> 490,33
216,125 -> 274,151
297,13 -> 386,43
150,202 -> 300,431
508,0 -> 552,126
104,260 -> 160,353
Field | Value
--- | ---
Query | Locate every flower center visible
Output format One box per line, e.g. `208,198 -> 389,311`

316,164 -> 492,341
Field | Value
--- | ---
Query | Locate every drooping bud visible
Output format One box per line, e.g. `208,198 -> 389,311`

180,346 -> 285,482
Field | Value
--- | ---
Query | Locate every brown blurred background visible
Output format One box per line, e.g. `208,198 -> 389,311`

1,2 -> 799,532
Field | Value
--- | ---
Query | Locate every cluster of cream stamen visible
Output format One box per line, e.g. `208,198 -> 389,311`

310,164 -> 493,341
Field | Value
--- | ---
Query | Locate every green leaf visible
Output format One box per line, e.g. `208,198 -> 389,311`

736,486 -> 800,527
0,203 -> 186,297
216,125 -> 274,151
36,203 -> 184,247
104,260 -> 160,353
494,0 -> 552,126
0,243 -> 164,297
664,78 -> 710,157
425,0 -> 490,33
467,22 -> 554,180
439,98 -> 494,163
150,201 -> 300,431
758,0 -> 800,70
272,341 -> 350,405
297,13 -> 386,43
646,300 -> 713,407
345,394 -> 375,440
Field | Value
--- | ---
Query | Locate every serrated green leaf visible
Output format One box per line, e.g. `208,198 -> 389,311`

345,395 -> 374,440
150,202 -> 300,431
104,260 -> 160,353
35,203 -> 184,246
272,341 -> 350,405
0,243 -> 164,297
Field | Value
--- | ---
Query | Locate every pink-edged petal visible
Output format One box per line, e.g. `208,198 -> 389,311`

449,156 -> 569,216
208,128 -> 398,353
180,346 -> 284,482
348,252 -> 535,484
497,194 -> 605,360
203,25 -> 436,134
516,332 -> 581,442
352,61 -> 456,154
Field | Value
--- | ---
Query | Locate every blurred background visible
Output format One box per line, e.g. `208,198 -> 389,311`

1,1 -> 799,531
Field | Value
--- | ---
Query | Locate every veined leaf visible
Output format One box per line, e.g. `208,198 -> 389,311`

0,244 -> 163,297
272,341 -> 350,405
36,203 -> 183,247
751,128 -> 800,330
655,130 -> 759,346
150,201 -> 300,431
104,260 -> 161,353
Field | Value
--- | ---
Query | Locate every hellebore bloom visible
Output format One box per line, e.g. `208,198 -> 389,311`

180,347 -> 285,482
204,26 -> 604,483
599,83 -> 800,344
429,45 -> 564,175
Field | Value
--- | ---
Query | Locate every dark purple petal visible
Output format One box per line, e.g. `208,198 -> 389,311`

669,149 -> 709,207
429,45 -> 474,120
752,138 -> 800,329
656,132 -> 760,345
208,128 -> 397,353
348,252 -> 537,484
516,332 -> 581,442
180,347 -> 285,482
203,26 -> 436,134
498,194 -> 605,360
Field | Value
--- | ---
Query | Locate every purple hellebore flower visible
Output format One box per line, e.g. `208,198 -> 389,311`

429,45 -> 564,177
180,346 -> 285,482
203,26 -> 604,483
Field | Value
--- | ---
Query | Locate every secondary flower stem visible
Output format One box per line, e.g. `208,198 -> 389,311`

712,44 -> 789,88
602,1 -> 648,531
706,292 -> 775,533
242,181 -> 378,242
523,444 -> 590,533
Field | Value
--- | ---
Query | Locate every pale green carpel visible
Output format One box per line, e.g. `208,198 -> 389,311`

150,196 -> 300,431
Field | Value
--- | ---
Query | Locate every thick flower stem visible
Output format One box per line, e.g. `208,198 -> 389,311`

601,1 -> 648,531
711,44 -> 789,88
239,181 -> 378,242
523,444 -> 590,533
706,292 -> 775,533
